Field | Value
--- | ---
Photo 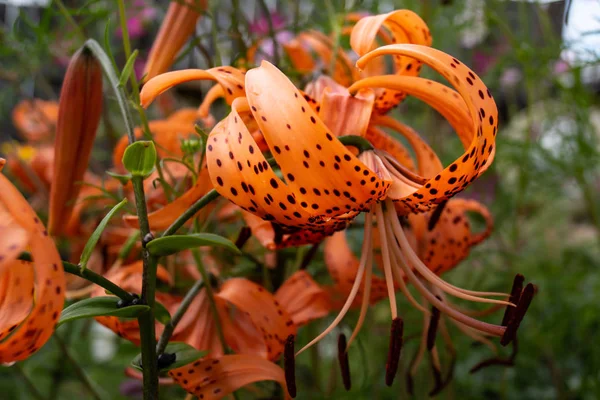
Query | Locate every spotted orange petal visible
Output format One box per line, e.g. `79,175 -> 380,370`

0,173 -> 65,363
140,67 -> 246,109
275,270 -> 331,326
169,354 -> 288,400
364,126 -> 416,173
353,45 -> 498,214
217,278 -> 296,360
350,10 -> 432,113
411,198 -> 493,275
231,61 -> 390,222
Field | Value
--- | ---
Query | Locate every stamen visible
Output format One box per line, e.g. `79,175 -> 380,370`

347,248 -> 373,348
427,200 -> 448,231
296,212 -> 374,356
284,334 -> 297,398
386,202 -> 512,303
235,226 -> 252,249
385,317 -> 404,386
428,349 -> 444,396
501,284 -> 535,346
427,304 -> 441,350
375,204 -> 398,319
337,334 -> 351,390
501,274 -> 524,326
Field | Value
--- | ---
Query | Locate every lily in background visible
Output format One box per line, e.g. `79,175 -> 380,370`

0,158 -> 65,363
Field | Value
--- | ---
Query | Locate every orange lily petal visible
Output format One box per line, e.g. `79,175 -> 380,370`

198,83 -> 225,118
0,260 -> 34,340
275,270 -> 331,326
12,99 -> 58,142
49,47 -> 103,235
140,67 -> 246,109
169,354 -> 288,400
124,166 -> 213,231
143,0 -> 208,81
364,126 -> 416,173
350,10 -> 432,113
0,173 -> 65,362
311,76 -> 375,137
372,115 -> 443,179
218,278 -> 296,360
212,61 -> 389,227
410,199 -> 494,275
242,211 -> 276,250
353,45 -> 498,214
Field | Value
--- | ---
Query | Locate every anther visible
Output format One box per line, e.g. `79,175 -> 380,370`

427,200 -> 448,231
427,305 -> 441,350
284,334 -> 296,398
429,361 -> 443,396
235,226 -> 252,249
142,232 -> 155,248
337,333 -> 351,390
385,317 -> 404,386
501,274 -> 524,326
501,283 -> 536,346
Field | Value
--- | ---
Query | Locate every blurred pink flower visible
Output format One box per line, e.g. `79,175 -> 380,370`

249,11 -> 287,35
116,0 -> 157,39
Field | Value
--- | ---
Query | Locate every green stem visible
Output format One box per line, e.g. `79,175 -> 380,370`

156,279 -> 205,355
54,335 -> 105,400
18,252 -> 134,302
14,364 -> 46,400
191,250 -> 228,352
162,189 -> 220,236
131,175 -> 159,400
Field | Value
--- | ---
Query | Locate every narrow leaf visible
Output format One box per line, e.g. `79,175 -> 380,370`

146,233 -> 241,257
59,296 -> 149,327
119,49 -> 139,87
154,301 -> 172,325
131,342 -> 207,372
79,198 -> 128,271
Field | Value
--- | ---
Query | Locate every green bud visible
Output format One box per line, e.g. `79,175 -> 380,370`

122,140 -> 157,177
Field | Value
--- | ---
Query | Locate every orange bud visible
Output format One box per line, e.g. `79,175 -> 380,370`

48,46 -> 103,235
143,0 -> 207,81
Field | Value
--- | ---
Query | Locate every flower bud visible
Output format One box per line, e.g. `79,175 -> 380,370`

48,46 -> 103,235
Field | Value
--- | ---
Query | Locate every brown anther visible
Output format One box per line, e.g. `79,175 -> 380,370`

428,361 -> 443,396
284,334 -> 296,398
501,283 -> 536,346
385,317 -> 404,386
235,226 -> 252,249
427,306 -> 441,350
501,274 -> 524,326
406,373 -> 414,395
427,200 -> 448,231
337,333 -> 351,390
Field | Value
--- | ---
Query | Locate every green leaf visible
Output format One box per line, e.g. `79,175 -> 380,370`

118,230 -> 140,260
59,296 -> 149,327
119,49 -> 138,87
107,171 -> 131,185
79,199 -> 128,271
146,233 -> 241,257
131,343 -> 206,372
154,301 -> 171,325
122,140 -> 157,177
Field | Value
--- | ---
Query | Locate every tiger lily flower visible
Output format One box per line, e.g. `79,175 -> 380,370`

139,10 -> 534,386
143,0 -> 207,81
170,354 -> 289,400
0,158 -> 65,363
11,99 -> 58,143
48,46 -> 103,236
